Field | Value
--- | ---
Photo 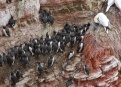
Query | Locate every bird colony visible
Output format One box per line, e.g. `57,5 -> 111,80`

0,0 -> 121,86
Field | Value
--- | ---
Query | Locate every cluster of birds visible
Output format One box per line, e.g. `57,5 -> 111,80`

39,7 -> 54,26
94,0 -> 121,34
10,70 -> 23,86
0,22 -> 90,86
2,0 -> 121,86
2,15 -> 16,37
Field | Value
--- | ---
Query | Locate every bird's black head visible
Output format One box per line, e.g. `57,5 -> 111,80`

3,26 -> 6,29
11,15 -> 13,19
10,72 -> 14,75
65,22 -> 68,27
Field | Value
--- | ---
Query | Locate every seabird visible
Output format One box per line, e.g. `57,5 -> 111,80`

0,54 -> 4,67
68,50 -> 74,59
84,64 -> 90,75
66,77 -> 73,87
8,15 -> 16,28
77,42 -> 84,53
6,0 -> 12,4
115,0 -> 121,11
16,70 -> 22,81
37,62 -> 43,76
48,55 -> 55,68
106,0 -> 115,12
10,72 -> 17,86
94,12 -> 110,33
2,26 -> 10,37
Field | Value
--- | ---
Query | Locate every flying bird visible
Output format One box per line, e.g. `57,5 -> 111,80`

94,12 -> 110,33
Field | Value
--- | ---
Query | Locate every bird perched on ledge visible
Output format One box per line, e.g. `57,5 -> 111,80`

106,0 -> 121,12
2,26 -> 10,37
6,0 -> 12,4
106,0 -> 115,12
94,12 -> 110,33
115,0 -> 121,11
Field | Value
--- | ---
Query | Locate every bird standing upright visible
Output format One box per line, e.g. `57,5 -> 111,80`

2,26 -> 10,37
106,0 -> 115,12
115,0 -> 121,11
94,12 -> 110,33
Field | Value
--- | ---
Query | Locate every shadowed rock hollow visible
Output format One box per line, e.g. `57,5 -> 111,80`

0,0 -> 121,87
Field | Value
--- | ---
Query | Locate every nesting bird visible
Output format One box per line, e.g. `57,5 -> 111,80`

66,77 -> 73,87
0,54 -> 4,67
10,72 -> 17,86
37,62 -> 43,76
68,50 -> 74,59
48,55 -> 54,68
39,7 -> 54,26
2,26 -> 10,37
94,12 -> 110,33
77,42 -> 84,53
115,0 -> 121,11
16,70 -> 22,81
6,0 -> 12,4
8,15 -> 16,28
6,52 -> 15,65
84,64 -> 90,75
47,12 -> 54,25
106,0 -> 115,12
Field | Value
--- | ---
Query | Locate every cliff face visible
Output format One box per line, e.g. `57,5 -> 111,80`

0,0 -> 121,87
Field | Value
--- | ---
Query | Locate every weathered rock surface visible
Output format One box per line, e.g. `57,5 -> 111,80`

0,0 -> 121,87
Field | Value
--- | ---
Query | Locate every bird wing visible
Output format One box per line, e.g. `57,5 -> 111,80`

115,0 -> 121,10
106,0 -> 115,12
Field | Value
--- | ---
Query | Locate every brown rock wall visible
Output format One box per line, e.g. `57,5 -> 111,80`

0,0 -> 121,87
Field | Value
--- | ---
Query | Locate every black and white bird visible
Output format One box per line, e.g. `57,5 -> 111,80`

84,64 -> 90,75
39,8 -> 48,26
3,52 -> 7,64
16,70 -> 22,81
37,62 -> 43,76
6,0 -> 12,4
84,23 -> 90,32
34,45 -> 41,58
77,42 -> 84,53
70,36 -> 76,48
2,26 -> 10,37
48,55 -> 55,68
6,52 -> 15,65
78,35 -> 84,43
0,54 -> 4,67
68,50 -> 74,59
47,12 -> 54,25
66,77 -> 73,87
22,55 -> 28,68
10,72 -> 17,86
106,0 -> 115,12
94,12 -> 110,33
64,22 -> 71,33
8,15 -> 16,28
